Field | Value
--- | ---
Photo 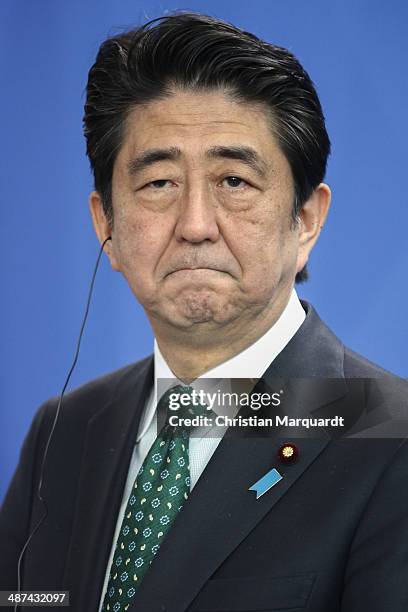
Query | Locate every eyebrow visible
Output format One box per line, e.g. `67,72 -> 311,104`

127,144 -> 268,178
206,145 -> 268,178
127,147 -> 181,176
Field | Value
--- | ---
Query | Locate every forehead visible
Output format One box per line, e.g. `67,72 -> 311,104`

115,89 -> 288,169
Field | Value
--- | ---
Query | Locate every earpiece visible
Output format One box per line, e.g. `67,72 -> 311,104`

14,239 -> 109,610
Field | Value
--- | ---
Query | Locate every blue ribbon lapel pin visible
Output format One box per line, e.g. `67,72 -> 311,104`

249,467 -> 283,499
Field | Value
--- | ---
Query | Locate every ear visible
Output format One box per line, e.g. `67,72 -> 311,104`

89,191 -> 120,271
295,183 -> 331,275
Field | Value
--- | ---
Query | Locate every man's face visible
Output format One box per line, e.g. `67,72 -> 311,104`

95,90 -> 308,335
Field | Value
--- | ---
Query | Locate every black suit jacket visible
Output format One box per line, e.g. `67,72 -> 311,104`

1,302 -> 408,611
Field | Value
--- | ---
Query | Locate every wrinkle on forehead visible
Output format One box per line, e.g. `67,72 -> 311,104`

124,91 -> 271,135
136,120 -> 257,131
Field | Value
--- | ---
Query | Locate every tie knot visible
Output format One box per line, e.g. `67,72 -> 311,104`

157,384 -> 210,428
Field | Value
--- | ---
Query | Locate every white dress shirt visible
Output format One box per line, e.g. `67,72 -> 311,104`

98,289 -> 305,609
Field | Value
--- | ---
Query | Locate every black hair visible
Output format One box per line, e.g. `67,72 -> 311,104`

84,12 -> 331,283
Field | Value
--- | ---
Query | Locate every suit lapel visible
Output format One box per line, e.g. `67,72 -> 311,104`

129,431 -> 330,612
62,357 -> 154,610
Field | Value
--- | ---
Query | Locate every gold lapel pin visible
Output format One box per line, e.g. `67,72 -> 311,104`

278,443 -> 299,464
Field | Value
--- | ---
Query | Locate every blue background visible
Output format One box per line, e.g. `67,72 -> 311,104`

1,0 -> 407,502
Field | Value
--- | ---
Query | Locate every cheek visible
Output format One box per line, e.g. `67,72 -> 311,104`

114,211 -> 169,283
230,205 -> 283,261
230,209 -> 297,288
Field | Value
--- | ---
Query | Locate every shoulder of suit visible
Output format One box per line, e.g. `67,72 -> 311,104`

343,346 -> 405,381
342,345 -> 408,421
36,355 -> 153,428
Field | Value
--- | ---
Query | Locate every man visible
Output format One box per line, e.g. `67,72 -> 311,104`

1,12 -> 407,612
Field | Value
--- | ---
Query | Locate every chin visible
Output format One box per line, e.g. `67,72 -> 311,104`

162,293 -> 238,328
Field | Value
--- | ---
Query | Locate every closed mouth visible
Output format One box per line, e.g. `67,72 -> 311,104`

166,267 -> 226,277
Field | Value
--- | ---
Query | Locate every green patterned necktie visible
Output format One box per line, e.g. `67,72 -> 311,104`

102,384 -> 208,612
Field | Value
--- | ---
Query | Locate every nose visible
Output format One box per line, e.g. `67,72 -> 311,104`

174,180 -> 220,244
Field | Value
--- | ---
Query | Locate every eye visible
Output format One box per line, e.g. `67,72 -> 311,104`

146,179 -> 171,189
222,176 -> 249,189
